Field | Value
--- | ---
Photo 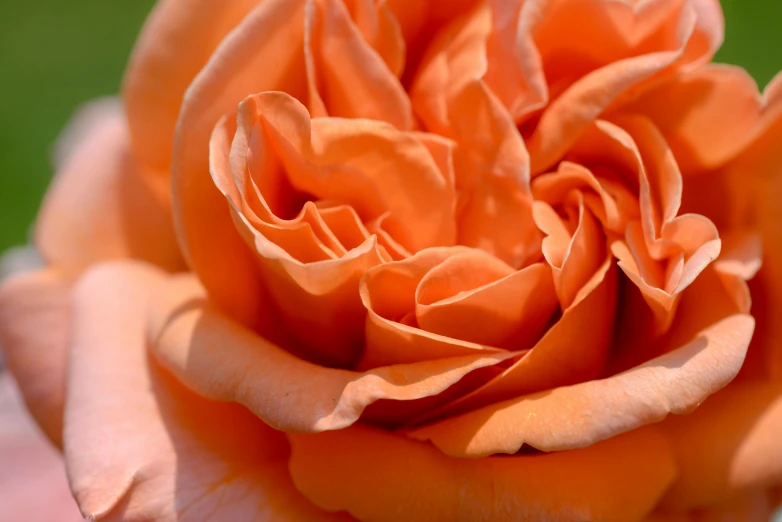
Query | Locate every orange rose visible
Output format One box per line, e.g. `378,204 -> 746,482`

1,0 -> 781,520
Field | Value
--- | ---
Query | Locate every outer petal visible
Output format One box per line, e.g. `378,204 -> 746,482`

123,0 -> 258,173
36,100 -> 183,276
407,312 -> 753,457
148,273 -> 520,433
63,261 -> 348,521
288,424 -> 676,522
0,269 -> 70,446
0,375 -> 82,522
658,382 -> 782,511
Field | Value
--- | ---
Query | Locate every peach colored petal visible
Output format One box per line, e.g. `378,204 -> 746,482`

533,194 -> 605,309
123,0 -> 258,173
483,0 -> 547,120
415,254 -> 617,423
713,231 -> 762,314
304,0 -> 412,128
622,65 -> 768,173
0,270 -> 70,447
450,82 -> 541,268
149,272 -> 521,434
658,382 -> 782,511
415,256 -> 556,349
359,247 -> 509,369
343,0 -> 406,77
172,0 -> 308,327
36,100 -> 182,276
0,375 -> 82,522
647,490 -> 776,522
724,71 -> 782,378
288,424 -> 676,522
211,91 -> 457,365
64,261 -> 348,522
407,312 -> 753,457
579,117 -> 720,332
532,160 -> 639,234
527,5 -> 697,173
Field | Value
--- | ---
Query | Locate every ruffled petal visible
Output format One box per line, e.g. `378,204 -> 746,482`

36,100 -> 182,276
304,0 -> 412,128
149,273 -> 521,433
63,261 -> 347,521
419,253 -> 616,422
289,424 -> 676,522
407,312 -> 753,457
172,0 -> 308,327
0,270 -> 70,446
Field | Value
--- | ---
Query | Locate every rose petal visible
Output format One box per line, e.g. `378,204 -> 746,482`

123,0 -> 258,173
622,65 -> 768,173
0,270 -> 70,446
64,261 -> 347,521
647,490 -> 776,522
37,100 -> 182,276
288,424 -> 676,522
149,273 -> 521,434
415,253 -> 616,423
172,0 -> 308,327
359,247 -> 509,369
407,312 -> 753,457
658,382 -> 782,511
527,5 -> 697,172
304,0 -> 412,128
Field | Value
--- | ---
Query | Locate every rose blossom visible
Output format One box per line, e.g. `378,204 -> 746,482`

1,0 -> 782,520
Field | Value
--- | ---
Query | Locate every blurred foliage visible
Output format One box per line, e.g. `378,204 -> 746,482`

0,0 -> 780,253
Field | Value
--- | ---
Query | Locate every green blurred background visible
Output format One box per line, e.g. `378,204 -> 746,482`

0,0 -> 780,254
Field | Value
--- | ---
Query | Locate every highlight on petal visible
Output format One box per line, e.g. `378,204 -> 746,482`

407,312 -> 753,457
148,273 -> 521,434
37,100 -> 183,276
0,270 -> 70,447
64,261 -> 347,521
658,381 -> 782,512
288,424 -> 676,522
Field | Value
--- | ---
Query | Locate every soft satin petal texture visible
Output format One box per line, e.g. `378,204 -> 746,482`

288,424 -> 677,522
148,272 -> 520,434
0,270 -> 70,447
36,100 -> 182,276
63,261 -> 349,522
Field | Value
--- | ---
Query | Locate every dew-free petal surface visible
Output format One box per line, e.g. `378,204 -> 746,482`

63,261 -> 349,522
288,424 -> 676,522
